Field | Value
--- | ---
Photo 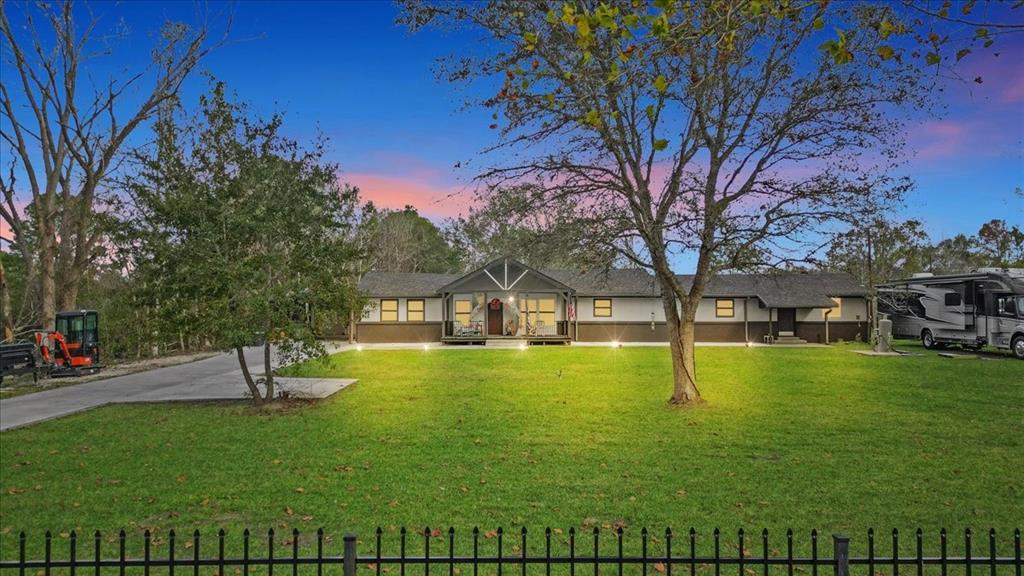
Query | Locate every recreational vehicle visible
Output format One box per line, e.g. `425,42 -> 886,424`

877,268 -> 1024,359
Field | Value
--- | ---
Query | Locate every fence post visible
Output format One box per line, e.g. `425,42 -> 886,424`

833,534 -> 849,576
344,534 -> 358,576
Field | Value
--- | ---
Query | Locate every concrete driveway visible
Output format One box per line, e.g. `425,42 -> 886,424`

0,346 -> 355,431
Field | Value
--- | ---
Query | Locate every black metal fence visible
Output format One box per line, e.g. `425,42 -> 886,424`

1,527 -> 1021,576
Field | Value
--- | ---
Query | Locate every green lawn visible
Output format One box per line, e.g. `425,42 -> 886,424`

0,344 -> 1021,560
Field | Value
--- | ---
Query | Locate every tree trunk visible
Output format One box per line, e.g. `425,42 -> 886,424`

262,338 -> 274,402
236,346 -> 263,405
0,258 -> 12,341
662,294 -> 702,405
57,267 -> 83,311
38,234 -> 57,330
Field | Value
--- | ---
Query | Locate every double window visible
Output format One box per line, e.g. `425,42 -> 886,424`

379,299 -> 399,322
715,299 -> 734,318
593,298 -> 612,317
407,299 -> 425,322
521,297 -> 556,330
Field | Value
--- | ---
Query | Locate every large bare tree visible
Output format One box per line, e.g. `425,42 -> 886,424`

0,1 -> 223,329
401,0 -> 942,404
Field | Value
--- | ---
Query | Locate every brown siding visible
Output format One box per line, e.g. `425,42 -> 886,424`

576,322 -> 668,342
356,322 -> 443,343
576,321 -> 772,343
796,321 -> 866,344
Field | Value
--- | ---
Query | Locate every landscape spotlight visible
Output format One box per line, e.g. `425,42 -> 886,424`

518,343 -> 527,351
356,345 -> 364,352
423,344 -> 430,351
611,340 -> 621,348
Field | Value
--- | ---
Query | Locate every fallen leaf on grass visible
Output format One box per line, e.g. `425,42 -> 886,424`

654,563 -> 666,573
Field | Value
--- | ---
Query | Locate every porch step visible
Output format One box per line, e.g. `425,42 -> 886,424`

774,335 -> 808,345
486,339 -> 529,348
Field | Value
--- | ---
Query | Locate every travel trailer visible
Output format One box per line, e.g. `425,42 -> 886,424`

876,268 -> 1024,358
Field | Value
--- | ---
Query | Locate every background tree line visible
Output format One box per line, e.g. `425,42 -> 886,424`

823,217 -> 1024,289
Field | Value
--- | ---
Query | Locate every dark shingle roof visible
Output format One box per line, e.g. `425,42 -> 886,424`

676,272 -> 866,308
542,268 -> 660,296
359,267 -> 865,307
358,272 -> 458,297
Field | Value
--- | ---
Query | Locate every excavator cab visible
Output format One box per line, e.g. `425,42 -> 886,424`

52,310 -> 101,370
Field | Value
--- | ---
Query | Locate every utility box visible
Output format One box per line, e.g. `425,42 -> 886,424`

875,317 -> 893,353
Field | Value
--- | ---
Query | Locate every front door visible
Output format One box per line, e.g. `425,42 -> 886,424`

488,302 -> 503,335
777,308 -> 796,336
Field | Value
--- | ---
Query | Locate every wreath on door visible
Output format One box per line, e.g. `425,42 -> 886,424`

489,298 -> 503,310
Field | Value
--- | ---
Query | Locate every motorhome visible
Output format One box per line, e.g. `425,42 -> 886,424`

877,268 -> 1024,359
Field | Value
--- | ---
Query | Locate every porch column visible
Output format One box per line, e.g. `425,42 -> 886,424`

743,297 -> 749,343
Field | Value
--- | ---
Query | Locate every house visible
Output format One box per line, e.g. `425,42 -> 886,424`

355,257 -> 868,345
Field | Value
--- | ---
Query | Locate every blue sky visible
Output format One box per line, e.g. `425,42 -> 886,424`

3,0 -> 1022,261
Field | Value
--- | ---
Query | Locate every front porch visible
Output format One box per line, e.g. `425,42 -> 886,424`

437,258 -> 577,346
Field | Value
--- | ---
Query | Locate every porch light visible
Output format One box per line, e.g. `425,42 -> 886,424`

508,296 -> 515,303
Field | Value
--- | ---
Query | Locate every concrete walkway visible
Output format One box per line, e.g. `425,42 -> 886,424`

0,346 -> 355,431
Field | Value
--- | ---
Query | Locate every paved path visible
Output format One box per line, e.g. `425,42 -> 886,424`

0,346 -> 355,431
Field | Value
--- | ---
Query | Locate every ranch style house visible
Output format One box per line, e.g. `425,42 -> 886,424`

355,257 -> 869,345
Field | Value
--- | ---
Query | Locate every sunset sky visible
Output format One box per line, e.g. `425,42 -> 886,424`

2,1 -> 1022,259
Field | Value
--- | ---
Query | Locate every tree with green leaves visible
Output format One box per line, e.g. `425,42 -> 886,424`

975,219 -> 1024,268
824,217 -> 932,285
1,1 -> 224,330
126,84 -> 363,404
444,183 -> 619,270
359,205 -> 462,273
401,0 -> 951,404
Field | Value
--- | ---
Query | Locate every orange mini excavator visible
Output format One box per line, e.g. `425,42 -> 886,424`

34,310 -> 102,377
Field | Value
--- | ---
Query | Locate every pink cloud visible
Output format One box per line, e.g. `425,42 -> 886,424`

910,120 -> 970,159
1000,74 -> 1024,104
343,171 -> 473,220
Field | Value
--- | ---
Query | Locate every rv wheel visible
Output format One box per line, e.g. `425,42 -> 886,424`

921,329 -> 937,350
1012,335 -> 1024,360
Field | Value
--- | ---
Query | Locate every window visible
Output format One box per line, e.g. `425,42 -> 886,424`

455,300 -> 472,326
520,298 -> 557,330
823,298 -> 842,319
998,296 -> 1021,318
537,298 -> 555,327
715,299 -> 734,318
593,298 -> 612,317
944,292 -> 962,307
407,299 -> 425,322
379,299 -> 398,322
